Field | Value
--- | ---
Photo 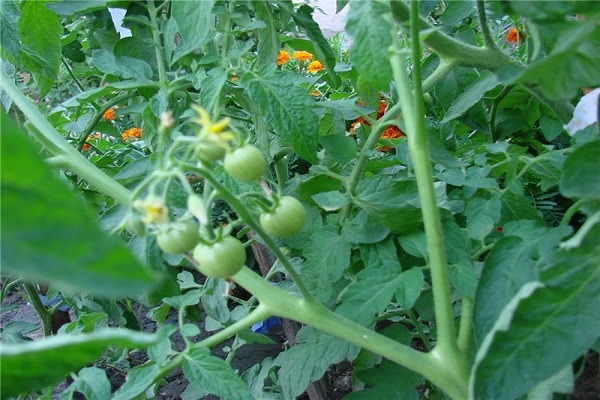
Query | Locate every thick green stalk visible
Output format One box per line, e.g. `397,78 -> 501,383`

23,283 -> 52,337
0,69 -> 133,206
390,6 -> 468,391
233,267 -> 468,400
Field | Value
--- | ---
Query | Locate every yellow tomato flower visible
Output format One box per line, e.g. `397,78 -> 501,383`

133,197 -> 169,224
307,60 -> 324,74
292,50 -> 313,62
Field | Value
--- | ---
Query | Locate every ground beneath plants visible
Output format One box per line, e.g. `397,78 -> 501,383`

1,286 -> 598,399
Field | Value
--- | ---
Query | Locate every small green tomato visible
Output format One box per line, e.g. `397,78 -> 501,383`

223,144 -> 266,182
260,196 -> 306,237
193,236 -> 246,278
156,220 -> 200,255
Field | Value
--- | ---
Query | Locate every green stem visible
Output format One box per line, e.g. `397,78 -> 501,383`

23,283 -> 52,337
407,309 -> 433,352
475,0 -> 499,50
457,298 -> 474,353
233,267 -> 468,400
422,59 -> 457,93
392,11 -> 457,355
0,69 -> 133,206
61,57 -> 96,107
147,0 -> 168,85
488,85 -> 513,141
560,199 -> 586,226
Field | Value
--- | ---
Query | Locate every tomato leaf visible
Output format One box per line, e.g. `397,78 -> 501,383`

182,347 -> 252,400
170,0 -> 214,64
274,327 -> 359,400
0,328 -> 160,399
560,140 -> 600,199
472,226 -> 600,399
18,1 -> 62,96
241,67 -> 319,163
0,114 -> 158,297
345,0 -> 393,91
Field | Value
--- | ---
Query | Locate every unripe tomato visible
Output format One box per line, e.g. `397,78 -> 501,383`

193,236 -> 246,278
223,144 -> 266,182
156,220 -> 200,255
259,196 -> 306,237
196,141 -> 226,162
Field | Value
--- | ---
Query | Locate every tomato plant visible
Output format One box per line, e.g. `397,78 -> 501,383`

1,1 -> 599,399
193,236 -> 246,279
260,196 -> 306,237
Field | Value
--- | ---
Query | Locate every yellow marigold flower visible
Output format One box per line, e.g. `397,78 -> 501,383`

307,60 -> 324,74
121,127 -> 142,142
292,50 -> 313,62
277,50 -> 290,66
102,107 -> 116,121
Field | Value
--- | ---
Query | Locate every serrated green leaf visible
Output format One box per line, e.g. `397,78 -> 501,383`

112,364 -> 160,400
0,0 -> 21,65
319,134 -> 357,164
473,221 -> 572,343
274,327 -> 359,400
170,0 -> 214,64
346,0 -> 393,90
253,1 -> 279,68
342,209 -> 390,244
337,262 -> 402,325
466,195 -> 502,240
312,190 -> 350,211
59,367 -> 110,400
472,236 -> 600,400
560,140 -> 600,199
1,328 -> 160,398
395,267 -> 425,310
92,49 -> 153,80
0,115 -> 158,297
345,360 -> 422,400
500,191 -> 541,223
183,346 -> 253,400
450,260 -> 478,300
303,229 -> 352,301
199,68 -> 227,111
241,68 -> 319,163
527,366 -> 574,400
353,175 -> 423,234
442,72 -> 499,123
18,1 -> 62,96
473,236 -> 536,343
529,152 -> 565,191
46,1 -> 107,16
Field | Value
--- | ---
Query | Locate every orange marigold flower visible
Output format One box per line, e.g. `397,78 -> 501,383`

102,107 -> 116,121
307,60 -> 324,74
292,50 -> 313,62
82,132 -> 101,151
121,127 -> 142,142
506,27 -> 519,44
277,50 -> 290,66
379,126 -> 404,152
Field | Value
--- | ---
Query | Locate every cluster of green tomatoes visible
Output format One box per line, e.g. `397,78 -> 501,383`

129,106 -> 306,280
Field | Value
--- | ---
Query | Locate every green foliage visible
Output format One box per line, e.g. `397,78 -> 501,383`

2,0 -> 599,399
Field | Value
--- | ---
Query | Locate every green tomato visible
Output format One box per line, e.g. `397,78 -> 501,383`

260,196 -> 306,237
156,220 -> 200,255
223,144 -> 266,182
193,236 -> 246,278
195,141 -> 226,162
